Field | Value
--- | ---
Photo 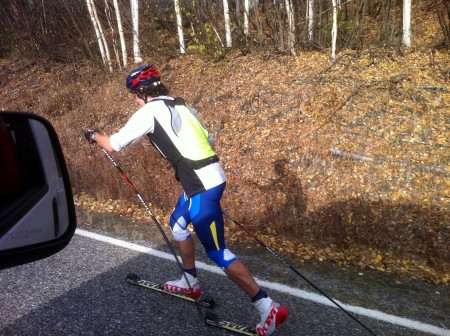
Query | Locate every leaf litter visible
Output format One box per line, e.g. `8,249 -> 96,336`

0,46 -> 449,286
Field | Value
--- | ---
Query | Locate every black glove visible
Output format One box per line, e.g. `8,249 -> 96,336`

85,130 -> 97,144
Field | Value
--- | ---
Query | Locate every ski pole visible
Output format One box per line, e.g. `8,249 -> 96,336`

99,148 -> 203,319
222,209 -> 377,336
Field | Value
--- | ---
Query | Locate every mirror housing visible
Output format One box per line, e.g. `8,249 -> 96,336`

0,111 -> 76,269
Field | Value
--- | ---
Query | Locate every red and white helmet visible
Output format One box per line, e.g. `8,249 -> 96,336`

125,65 -> 161,92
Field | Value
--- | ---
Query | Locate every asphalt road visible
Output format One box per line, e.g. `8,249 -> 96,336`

0,208 -> 448,336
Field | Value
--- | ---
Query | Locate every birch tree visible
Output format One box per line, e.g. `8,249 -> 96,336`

402,0 -> 412,47
113,0 -> 127,67
104,0 -> 121,68
130,0 -> 142,63
331,0 -> 338,60
284,0 -> 296,55
174,0 -> 185,54
223,0 -> 232,47
244,0 -> 250,36
86,0 -> 113,72
307,0 -> 314,42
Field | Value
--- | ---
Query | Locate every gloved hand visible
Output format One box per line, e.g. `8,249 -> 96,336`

84,130 -> 97,144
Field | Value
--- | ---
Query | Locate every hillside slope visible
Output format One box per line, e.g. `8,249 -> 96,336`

1,46 -> 449,284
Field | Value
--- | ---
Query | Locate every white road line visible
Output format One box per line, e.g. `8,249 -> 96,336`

76,229 -> 449,336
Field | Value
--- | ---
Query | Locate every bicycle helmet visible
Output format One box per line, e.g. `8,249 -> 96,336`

126,65 -> 161,92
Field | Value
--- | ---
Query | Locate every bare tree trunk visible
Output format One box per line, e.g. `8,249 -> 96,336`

86,0 -> 113,72
223,0 -> 232,47
317,0 -> 324,47
380,0 -> 389,43
331,0 -> 338,60
113,0 -> 127,67
244,0 -> 250,35
284,0 -> 296,55
92,0 -> 112,71
253,0 -> 264,46
307,0 -> 315,43
174,0 -> 185,53
275,0 -> 285,50
357,0 -> 367,48
104,0 -> 121,69
130,0 -> 142,63
434,0 -> 450,47
402,0 -> 412,47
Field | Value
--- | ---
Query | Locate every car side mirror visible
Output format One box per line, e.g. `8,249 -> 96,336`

0,111 -> 76,269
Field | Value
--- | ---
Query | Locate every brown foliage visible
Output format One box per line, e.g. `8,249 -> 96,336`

1,44 -> 449,285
